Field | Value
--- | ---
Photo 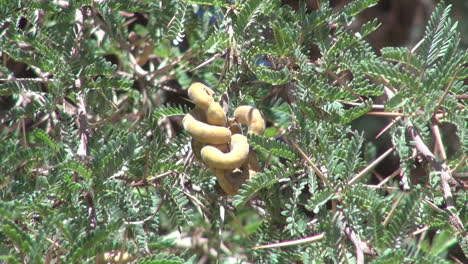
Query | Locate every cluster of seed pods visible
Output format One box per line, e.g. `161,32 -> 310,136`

182,82 -> 265,195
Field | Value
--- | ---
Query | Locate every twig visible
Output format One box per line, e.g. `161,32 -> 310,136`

226,209 -> 250,239
73,8 -> 89,161
366,111 -> 405,117
340,101 -> 385,110
0,77 -> 57,82
405,120 -> 463,230
383,192 -> 405,226
377,168 -> 402,187
85,192 -> 97,229
432,68 -> 461,115
21,118 -> 28,148
326,69 -> 367,105
89,98 -> 129,129
76,90 -> 88,159
453,172 -> 468,178
190,52 -> 225,72
431,121 -> 447,160
375,117 -> 401,139
412,225 -> 429,236
450,155 -> 466,173
337,211 -> 375,263
422,199 -> 446,214
347,147 -> 394,186
90,8 -> 147,77
453,94 -> 468,99
253,233 -> 324,249
124,198 -> 164,225
363,185 -> 399,191
289,140 -> 332,187
345,226 -> 365,264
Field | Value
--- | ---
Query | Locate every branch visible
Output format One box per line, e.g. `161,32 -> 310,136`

76,88 -> 88,160
383,88 -> 464,233
73,8 -> 89,161
338,211 -> 376,264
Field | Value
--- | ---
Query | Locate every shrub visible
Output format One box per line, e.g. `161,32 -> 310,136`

0,0 -> 466,263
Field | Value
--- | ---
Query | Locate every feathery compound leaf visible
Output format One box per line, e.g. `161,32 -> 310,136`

152,105 -> 190,123
339,100 -> 371,124
248,134 -> 298,161
359,60 -> 422,91
61,160 -> 93,180
235,0 -> 269,34
381,47 -> 424,70
418,2 -> 455,67
164,185 -> 194,226
359,18 -> 381,39
305,189 -> 334,214
253,66 -> 292,85
136,254 -> 185,264
182,0 -> 229,7
0,80 -> 46,96
340,0 -> 379,18
165,2 -> 187,45
233,163 -> 293,207
29,129 -> 59,152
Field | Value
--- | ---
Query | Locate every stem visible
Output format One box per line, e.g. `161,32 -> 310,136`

347,147 -> 395,186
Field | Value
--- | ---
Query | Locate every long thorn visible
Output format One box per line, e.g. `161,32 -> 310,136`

253,233 -> 325,249
348,147 -> 394,186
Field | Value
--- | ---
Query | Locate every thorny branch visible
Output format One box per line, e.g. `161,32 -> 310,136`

338,211 -> 376,264
383,88 -> 465,234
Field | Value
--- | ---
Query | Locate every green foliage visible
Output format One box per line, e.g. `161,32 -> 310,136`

0,0 -> 466,263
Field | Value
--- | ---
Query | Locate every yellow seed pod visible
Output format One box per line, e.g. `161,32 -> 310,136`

201,134 -> 249,170
212,168 -> 238,195
191,138 -> 205,161
190,106 -> 207,123
182,113 -> 231,144
227,168 -> 253,188
206,102 -> 227,126
233,105 -> 265,135
212,167 -> 254,195
229,120 -> 242,135
246,150 -> 261,172
192,140 -> 229,164
187,82 -> 215,110
211,143 -> 230,153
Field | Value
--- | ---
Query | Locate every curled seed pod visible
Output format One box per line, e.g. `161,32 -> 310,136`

191,138 -> 205,161
223,169 -> 251,195
190,106 -> 207,123
206,102 -> 227,126
234,105 -> 265,135
229,120 -> 242,134
212,168 -> 238,195
187,82 -> 215,110
211,143 -> 230,153
183,113 -> 231,144
201,134 -> 249,170
213,167 -> 254,195
246,150 -> 261,172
